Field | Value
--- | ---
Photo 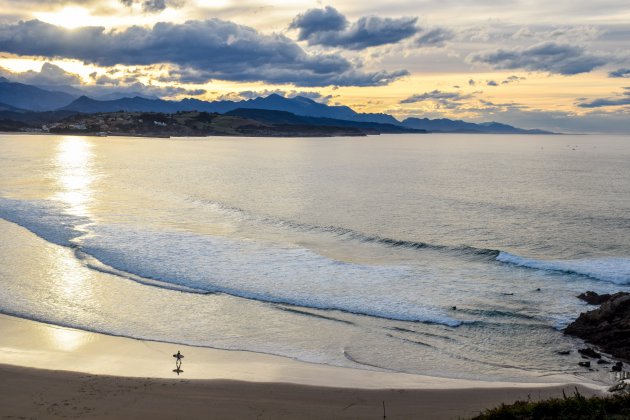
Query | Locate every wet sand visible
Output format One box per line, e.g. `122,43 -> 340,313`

0,314 -> 606,419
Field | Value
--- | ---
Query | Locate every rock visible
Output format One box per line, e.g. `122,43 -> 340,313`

577,291 -> 613,305
597,359 -> 611,365
578,361 -> 591,368
609,381 -> 628,392
556,350 -> 571,355
565,292 -> 630,360
612,362 -> 624,372
578,347 -> 601,359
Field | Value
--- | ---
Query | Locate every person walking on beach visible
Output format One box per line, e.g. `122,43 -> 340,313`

173,350 -> 184,375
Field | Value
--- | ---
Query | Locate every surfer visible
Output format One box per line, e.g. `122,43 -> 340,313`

173,350 -> 184,361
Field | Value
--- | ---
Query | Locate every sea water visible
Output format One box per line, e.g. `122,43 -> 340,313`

0,133 -> 628,382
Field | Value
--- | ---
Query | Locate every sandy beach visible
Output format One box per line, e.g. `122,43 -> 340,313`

0,314 -> 605,419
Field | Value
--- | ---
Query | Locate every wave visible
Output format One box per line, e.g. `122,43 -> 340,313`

1,195 -> 628,331
0,197 -> 87,246
186,197 -> 630,285
186,197 -> 501,258
0,196 -> 464,328
497,252 -> 630,285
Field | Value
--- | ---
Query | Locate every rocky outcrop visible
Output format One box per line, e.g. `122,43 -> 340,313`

565,292 -> 630,360
577,291 -> 613,305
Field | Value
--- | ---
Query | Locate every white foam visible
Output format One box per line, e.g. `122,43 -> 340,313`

0,197 -> 87,246
497,251 -> 630,284
81,224 -> 463,326
0,196 -> 463,327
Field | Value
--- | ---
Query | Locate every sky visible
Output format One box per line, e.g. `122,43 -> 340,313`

0,0 -> 629,133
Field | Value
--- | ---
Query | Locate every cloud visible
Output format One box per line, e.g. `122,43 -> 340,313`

0,19 -> 407,87
502,75 -> 526,84
289,6 -> 419,50
414,28 -> 454,47
0,62 -> 204,98
469,42 -> 607,75
400,90 -> 475,108
609,68 -> 630,78
0,62 -> 81,86
485,75 -> 526,87
576,88 -> 630,108
119,0 -> 184,13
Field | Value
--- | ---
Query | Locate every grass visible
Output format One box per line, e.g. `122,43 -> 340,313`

472,389 -> 630,419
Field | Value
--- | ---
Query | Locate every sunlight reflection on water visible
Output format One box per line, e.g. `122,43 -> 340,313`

52,136 -> 95,219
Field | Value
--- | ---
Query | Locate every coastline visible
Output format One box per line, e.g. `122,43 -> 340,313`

0,313 -> 606,419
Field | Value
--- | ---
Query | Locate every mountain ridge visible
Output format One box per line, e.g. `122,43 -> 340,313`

0,77 -> 553,134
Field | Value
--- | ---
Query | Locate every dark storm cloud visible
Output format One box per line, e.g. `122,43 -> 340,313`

290,6 -> 419,50
469,42 -> 607,75
0,19 -> 407,87
577,88 -> 630,108
414,27 -> 454,47
609,68 -> 630,78
289,6 -> 347,39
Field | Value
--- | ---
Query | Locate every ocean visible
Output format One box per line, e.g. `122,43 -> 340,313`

1,133 -> 628,382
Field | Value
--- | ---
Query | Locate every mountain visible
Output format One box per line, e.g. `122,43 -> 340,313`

402,117 -> 552,134
95,91 -> 160,101
61,93 -> 400,125
34,84 -> 86,97
62,96 -> 183,113
0,102 -> 27,112
224,108 -> 421,134
0,79 -> 77,111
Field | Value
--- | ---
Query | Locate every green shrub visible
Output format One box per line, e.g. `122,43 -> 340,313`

472,389 -> 630,419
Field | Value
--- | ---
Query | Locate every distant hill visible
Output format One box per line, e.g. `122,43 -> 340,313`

46,111 -> 379,137
0,79 -> 77,111
0,102 -> 27,112
0,109 -> 79,126
401,117 -> 552,134
224,108 -> 420,134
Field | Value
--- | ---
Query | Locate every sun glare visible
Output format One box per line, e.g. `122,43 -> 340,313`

35,7 -> 96,29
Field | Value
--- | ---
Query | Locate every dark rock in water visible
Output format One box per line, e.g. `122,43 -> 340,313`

556,350 -> 571,355
451,306 -> 457,310
565,292 -> 630,360
577,291 -> 613,305
597,359 -> 611,365
535,288 -> 541,292
612,362 -> 624,372
609,381 -> 628,392
578,361 -> 591,368
578,347 -> 602,359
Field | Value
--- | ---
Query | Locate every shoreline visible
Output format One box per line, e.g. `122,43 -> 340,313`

0,313 -> 597,388
0,313 -> 607,418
